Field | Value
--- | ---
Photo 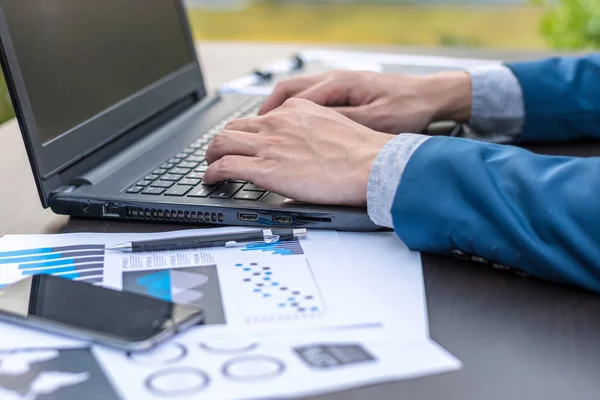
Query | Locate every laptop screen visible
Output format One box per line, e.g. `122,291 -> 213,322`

3,0 -> 196,144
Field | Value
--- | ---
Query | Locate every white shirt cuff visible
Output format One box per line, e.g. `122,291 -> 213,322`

464,65 -> 525,143
367,133 -> 431,228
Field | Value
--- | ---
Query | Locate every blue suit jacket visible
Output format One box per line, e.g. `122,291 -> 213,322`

392,54 -> 600,293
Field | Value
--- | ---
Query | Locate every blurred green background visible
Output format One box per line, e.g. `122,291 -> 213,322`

0,0 -> 598,125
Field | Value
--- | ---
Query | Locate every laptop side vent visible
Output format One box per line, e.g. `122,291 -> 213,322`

126,207 -> 224,224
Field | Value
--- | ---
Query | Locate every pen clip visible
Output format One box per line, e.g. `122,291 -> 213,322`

224,235 -> 280,248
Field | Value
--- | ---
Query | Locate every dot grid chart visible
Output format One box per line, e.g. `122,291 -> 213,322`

234,259 -> 325,324
192,229 -> 388,334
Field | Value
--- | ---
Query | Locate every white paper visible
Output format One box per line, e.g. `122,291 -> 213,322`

300,49 -> 500,69
0,323 -> 459,400
219,48 -> 501,96
0,228 -> 461,399
0,228 -> 424,340
338,231 -> 429,337
0,321 -> 85,351
93,326 -> 460,400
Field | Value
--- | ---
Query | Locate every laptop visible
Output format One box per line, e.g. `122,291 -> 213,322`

0,0 -> 378,231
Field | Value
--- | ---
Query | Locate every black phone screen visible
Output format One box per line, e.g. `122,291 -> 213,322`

0,275 -> 199,342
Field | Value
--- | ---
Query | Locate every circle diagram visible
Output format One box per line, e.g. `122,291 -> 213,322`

199,340 -> 258,355
222,355 -> 285,382
145,367 -> 210,396
128,343 -> 187,365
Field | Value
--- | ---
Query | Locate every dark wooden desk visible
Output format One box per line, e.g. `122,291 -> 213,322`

1,43 -> 599,400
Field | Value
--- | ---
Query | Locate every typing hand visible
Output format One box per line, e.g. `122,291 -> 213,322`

203,99 -> 394,206
259,70 -> 472,135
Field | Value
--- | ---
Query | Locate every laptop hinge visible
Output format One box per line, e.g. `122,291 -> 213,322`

49,184 -> 79,202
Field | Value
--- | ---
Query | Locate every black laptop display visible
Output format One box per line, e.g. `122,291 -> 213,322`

0,0 -> 377,231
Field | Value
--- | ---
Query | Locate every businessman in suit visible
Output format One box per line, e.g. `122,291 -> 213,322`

203,54 -> 600,293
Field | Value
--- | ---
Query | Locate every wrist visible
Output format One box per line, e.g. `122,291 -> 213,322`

421,72 -> 472,123
367,133 -> 431,227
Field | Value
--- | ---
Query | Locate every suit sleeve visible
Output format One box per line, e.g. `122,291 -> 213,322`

391,136 -> 600,293
507,54 -> 600,142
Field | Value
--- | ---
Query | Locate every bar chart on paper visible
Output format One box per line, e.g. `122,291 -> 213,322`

242,239 -> 305,256
0,245 -> 106,287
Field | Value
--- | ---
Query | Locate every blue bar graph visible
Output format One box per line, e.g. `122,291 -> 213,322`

21,266 -> 76,276
0,245 -> 104,258
18,256 -> 103,270
18,259 -> 75,269
0,253 -> 64,264
0,248 -> 53,258
0,244 -> 106,285
242,239 -> 305,256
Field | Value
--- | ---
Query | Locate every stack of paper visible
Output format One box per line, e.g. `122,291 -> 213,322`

0,228 -> 460,399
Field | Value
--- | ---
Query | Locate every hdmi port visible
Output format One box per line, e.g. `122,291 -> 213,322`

238,212 -> 259,222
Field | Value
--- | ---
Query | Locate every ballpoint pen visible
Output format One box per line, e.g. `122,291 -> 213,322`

106,229 -> 308,253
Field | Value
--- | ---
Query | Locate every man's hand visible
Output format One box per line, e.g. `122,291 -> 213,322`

259,70 -> 472,134
204,99 -> 395,206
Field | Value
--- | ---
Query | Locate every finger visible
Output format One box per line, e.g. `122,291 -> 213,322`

205,130 -> 262,165
259,74 -> 324,115
293,79 -> 349,107
225,116 -> 264,133
202,155 -> 264,185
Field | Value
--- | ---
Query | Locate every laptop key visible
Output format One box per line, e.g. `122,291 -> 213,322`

145,174 -> 160,181
182,148 -> 194,154
164,185 -> 192,197
187,172 -> 204,180
186,156 -> 204,163
176,152 -> 188,159
171,167 -> 192,175
136,180 -> 152,187
179,178 -> 201,186
161,162 -> 175,170
153,168 -> 168,175
243,183 -> 266,192
142,187 -> 166,195
210,182 -> 244,199
178,161 -> 199,169
169,157 -> 183,164
161,174 -> 183,182
195,165 -> 208,173
127,186 -> 144,194
151,180 -> 175,188
234,190 -> 264,201
188,185 -> 218,198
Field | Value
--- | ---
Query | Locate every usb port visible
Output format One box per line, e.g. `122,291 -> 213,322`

238,212 -> 259,222
273,214 -> 291,224
102,203 -> 121,218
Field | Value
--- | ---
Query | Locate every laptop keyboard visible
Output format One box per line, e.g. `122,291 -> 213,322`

125,98 -> 270,201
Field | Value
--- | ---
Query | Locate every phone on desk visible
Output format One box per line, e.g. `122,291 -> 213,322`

0,275 -> 204,351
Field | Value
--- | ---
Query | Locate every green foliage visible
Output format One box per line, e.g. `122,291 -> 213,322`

539,0 -> 600,49
0,74 -> 14,125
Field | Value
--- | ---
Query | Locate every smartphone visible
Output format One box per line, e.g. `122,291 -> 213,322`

0,274 -> 204,351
